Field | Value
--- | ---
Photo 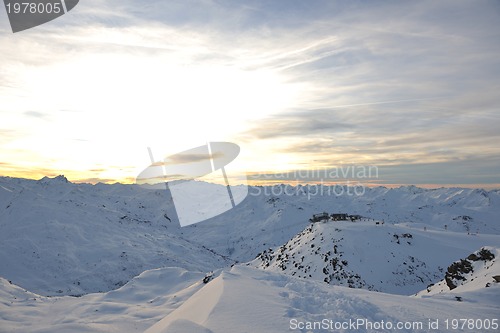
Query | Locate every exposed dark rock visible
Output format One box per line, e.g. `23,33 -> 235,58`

444,248 -> 495,290
467,253 -> 479,261
477,248 -> 495,261
445,259 -> 473,290
203,272 -> 214,284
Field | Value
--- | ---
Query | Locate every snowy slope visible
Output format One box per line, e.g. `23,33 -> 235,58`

0,267 -> 206,333
415,247 -> 500,299
2,264 -> 498,333
145,265 -> 500,333
1,176 -> 500,332
1,176 -> 500,296
0,176 -> 231,296
184,184 -> 500,264
251,220 -> 500,295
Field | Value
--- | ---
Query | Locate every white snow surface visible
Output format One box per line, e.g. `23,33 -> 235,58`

415,247 -> 500,298
250,220 -> 500,295
145,265 -> 500,333
0,267 -> 206,332
0,176 -> 499,332
2,265 -> 497,333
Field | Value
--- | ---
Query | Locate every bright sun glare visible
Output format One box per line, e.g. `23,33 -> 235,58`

3,35 -> 304,182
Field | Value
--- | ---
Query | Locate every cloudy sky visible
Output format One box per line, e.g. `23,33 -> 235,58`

1,0 -> 499,187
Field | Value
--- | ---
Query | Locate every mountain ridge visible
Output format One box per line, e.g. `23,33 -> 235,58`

1,175 -> 499,296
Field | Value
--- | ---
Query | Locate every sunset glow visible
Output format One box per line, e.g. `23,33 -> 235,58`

1,1 -> 499,188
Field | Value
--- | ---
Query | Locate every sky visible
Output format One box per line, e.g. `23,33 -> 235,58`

1,0 -> 499,188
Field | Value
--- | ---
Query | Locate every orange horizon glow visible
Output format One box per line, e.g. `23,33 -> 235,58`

2,3 -> 499,190
2,171 -> 499,191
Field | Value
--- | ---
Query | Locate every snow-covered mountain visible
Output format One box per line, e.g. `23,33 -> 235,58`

0,176 -> 232,296
1,176 -> 499,296
415,247 -> 500,299
250,219 -> 500,295
1,176 -> 499,332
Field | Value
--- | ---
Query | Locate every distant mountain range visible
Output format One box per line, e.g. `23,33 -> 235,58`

1,176 -> 499,332
1,175 -> 499,296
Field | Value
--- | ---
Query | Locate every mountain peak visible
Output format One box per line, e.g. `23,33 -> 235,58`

39,175 -> 69,184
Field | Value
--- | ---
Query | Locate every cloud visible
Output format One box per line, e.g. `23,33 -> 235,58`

24,111 -> 49,119
0,162 -> 62,178
235,0 -> 500,178
0,129 -> 23,144
72,177 -> 124,184
241,108 -> 356,140
245,155 -> 500,187
1,0 -> 499,186
377,156 -> 500,185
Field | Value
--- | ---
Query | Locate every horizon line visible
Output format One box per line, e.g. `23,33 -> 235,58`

1,174 -> 499,191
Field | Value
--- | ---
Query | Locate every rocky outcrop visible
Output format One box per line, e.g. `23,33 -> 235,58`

445,248 -> 495,290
